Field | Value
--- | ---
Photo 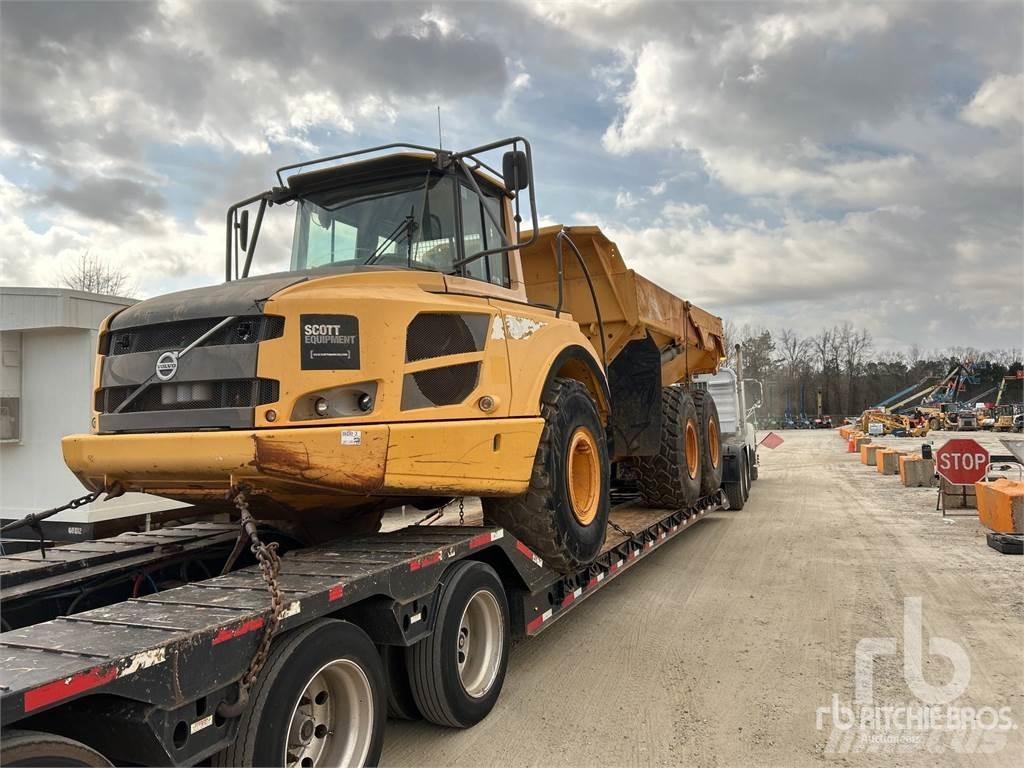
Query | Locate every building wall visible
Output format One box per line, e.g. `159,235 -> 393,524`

0,327 -> 183,523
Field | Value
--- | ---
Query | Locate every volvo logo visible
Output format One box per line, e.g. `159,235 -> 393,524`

155,351 -> 179,381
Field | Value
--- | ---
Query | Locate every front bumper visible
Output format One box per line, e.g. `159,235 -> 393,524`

62,418 -> 544,506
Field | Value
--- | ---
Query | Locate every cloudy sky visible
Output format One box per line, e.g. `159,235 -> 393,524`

1,0 -> 1021,351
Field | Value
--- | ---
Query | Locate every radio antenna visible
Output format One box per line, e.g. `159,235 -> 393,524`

436,106 -> 443,150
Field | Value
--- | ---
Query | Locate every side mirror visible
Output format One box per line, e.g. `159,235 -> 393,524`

237,209 -> 249,253
502,150 -> 530,191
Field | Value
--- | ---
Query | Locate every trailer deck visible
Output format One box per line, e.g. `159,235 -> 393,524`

0,491 -> 720,765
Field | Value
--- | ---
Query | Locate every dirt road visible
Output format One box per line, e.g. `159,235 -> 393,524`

382,429 -> 1023,767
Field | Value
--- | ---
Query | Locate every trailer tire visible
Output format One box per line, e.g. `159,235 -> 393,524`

635,387 -> 702,509
380,644 -> 420,721
406,561 -> 510,728
0,730 -> 112,767
691,389 -> 723,497
724,451 -> 746,510
482,377 -> 610,573
213,619 -> 385,768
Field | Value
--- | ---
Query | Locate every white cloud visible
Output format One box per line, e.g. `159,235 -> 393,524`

962,73 -> 1024,130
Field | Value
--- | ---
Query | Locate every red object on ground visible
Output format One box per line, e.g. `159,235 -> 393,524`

760,432 -> 784,450
934,438 -> 989,486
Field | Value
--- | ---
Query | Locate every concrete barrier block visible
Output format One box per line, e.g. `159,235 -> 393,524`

940,477 -> 977,509
900,455 -> 936,487
975,479 -> 1024,534
877,449 -> 904,475
853,436 -> 870,454
861,443 -> 882,466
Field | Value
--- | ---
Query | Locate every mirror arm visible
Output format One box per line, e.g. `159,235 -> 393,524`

241,198 -> 268,279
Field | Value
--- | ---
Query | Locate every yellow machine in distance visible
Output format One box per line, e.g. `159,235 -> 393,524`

63,138 -> 725,572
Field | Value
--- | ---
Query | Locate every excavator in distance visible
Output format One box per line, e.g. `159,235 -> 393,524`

62,137 -> 726,574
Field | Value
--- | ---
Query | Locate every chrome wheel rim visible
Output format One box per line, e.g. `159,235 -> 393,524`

284,658 -> 374,768
457,589 -> 503,698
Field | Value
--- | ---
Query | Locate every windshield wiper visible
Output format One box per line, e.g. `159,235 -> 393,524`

365,209 -> 418,266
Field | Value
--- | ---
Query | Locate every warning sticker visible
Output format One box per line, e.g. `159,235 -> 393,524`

341,430 -> 362,446
300,314 -> 359,370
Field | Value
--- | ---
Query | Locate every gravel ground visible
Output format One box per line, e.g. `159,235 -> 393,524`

381,429 -> 1023,767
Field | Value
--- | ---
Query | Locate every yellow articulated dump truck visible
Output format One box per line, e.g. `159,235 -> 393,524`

62,137 -> 725,573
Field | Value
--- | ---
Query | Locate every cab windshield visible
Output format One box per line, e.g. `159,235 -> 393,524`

289,172 -> 509,286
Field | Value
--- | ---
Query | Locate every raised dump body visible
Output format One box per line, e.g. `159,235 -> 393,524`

520,225 -> 724,384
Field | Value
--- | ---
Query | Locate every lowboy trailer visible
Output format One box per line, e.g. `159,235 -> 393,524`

0,491 -> 722,766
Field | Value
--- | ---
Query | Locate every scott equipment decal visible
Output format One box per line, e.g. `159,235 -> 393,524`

301,314 -> 360,370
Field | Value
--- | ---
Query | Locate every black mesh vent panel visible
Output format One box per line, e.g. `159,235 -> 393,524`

96,379 -> 279,414
107,316 -> 284,356
401,363 -> 480,410
405,313 -> 489,362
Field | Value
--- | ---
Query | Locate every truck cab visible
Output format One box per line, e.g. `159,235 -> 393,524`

694,367 -> 759,509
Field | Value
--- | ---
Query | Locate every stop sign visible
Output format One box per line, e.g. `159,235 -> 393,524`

934,438 -> 990,485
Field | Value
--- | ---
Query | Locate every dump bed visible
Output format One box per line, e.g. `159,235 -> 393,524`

520,225 -> 724,383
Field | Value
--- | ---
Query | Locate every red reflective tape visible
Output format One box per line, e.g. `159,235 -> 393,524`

328,584 -> 344,602
610,562 -> 619,572
24,665 -> 118,712
587,577 -> 598,589
526,614 -> 545,633
212,617 -> 264,646
562,592 -> 576,607
516,541 -> 536,560
410,551 -> 441,572
469,532 -> 492,549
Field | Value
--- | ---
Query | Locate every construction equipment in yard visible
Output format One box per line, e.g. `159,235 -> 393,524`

14,137 -> 736,767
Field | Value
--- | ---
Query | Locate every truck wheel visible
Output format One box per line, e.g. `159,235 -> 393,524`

691,389 -> 723,497
379,644 -> 420,720
213,619 -> 385,768
482,377 -> 610,573
635,387 -> 702,510
750,457 -> 758,482
0,730 -> 111,767
406,561 -> 510,728
724,451 -> 746,510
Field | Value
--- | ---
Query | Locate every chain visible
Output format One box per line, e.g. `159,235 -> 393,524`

458,497 -> 465,526
1,487 -> 120,559
217,484 -> 285,718
607,519 -> 635,539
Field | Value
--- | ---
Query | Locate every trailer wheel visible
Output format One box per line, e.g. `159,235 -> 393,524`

406,561 -> 510,728
635,387 -> 702,509
213,619 -> 385,768
482,377 -> 610,573
691,389 -> 723,496
724,451 -> 747,510
379,644 -> 420,720
0,730 -> 111,767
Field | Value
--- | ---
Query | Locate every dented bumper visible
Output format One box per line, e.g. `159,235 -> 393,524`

62,418 -> 544,505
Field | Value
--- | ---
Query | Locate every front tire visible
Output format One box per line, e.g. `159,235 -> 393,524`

483,378 -> 610,573
0,730 -> 111,767
407,561 -> 510,728
213,619 -> 386,768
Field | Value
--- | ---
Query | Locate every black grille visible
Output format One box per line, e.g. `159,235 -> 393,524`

96,379 -> 279,414
104,316 -> 284,356
405,313 -> 489,362
402,363 -> 480,409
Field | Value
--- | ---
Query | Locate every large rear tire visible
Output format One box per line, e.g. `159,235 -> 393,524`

406,561 -> 510,728
635,387 -> 702,509
0,730 -> 111,767
213,619 -> 386,768
482,378 -> 610,573
724,450 -> 746,510
691,389 -> 723,497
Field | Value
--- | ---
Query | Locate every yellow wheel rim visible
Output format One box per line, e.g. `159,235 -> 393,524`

685,420 -> 700,479
567,427 -> 600,525
708,418 -> 720,469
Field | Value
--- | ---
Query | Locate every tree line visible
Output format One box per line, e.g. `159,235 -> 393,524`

723,322 -> 1023,418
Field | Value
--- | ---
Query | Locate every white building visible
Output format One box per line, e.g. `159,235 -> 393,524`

1,287 -> 183,540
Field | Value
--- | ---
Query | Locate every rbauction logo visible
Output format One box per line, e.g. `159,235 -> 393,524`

817,597 -> 1015,754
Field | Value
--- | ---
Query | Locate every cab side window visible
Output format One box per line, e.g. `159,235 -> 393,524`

459,183 -> 510,288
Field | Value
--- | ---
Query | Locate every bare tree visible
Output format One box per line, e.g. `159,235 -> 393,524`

61,252 -> 133,296
839,322 -> 872,413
